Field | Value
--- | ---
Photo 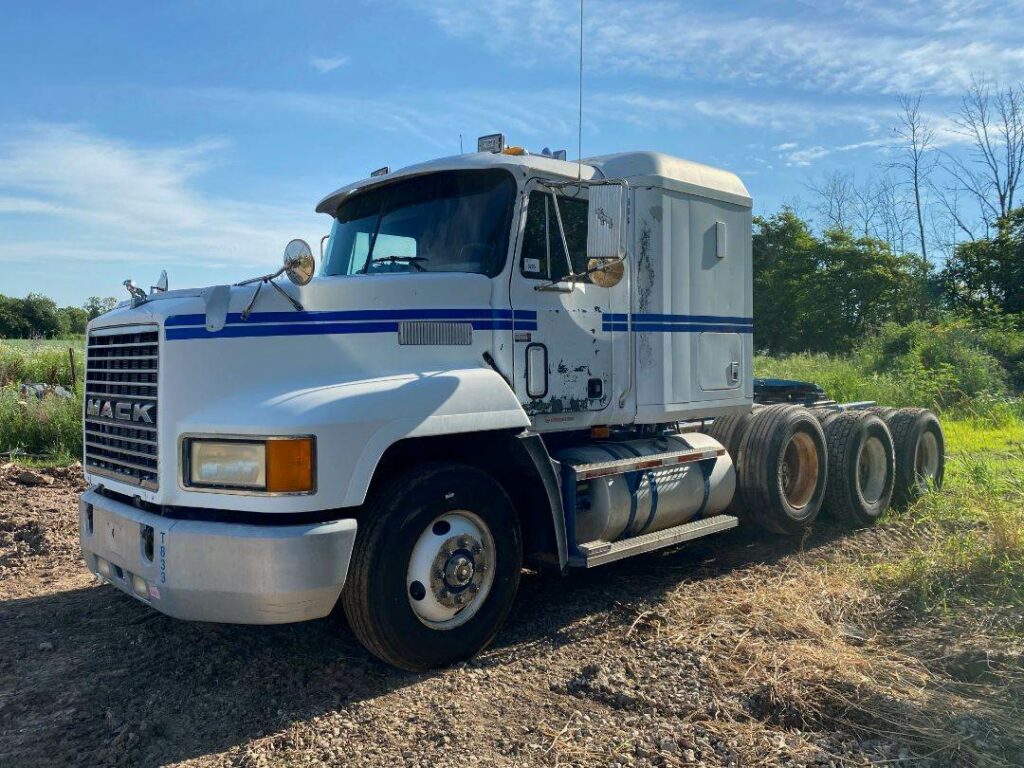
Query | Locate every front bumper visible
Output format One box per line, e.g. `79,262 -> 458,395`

78,487 -> 357,624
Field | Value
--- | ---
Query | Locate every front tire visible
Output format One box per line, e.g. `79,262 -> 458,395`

342,463 -> 522,671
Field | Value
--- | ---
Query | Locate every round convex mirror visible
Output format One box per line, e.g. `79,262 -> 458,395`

283,239 -> 315,285
588,258 -> 624,288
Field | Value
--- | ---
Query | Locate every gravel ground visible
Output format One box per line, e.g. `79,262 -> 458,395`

0,464 -> 1021,767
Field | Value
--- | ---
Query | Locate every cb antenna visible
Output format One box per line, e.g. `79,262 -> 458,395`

577,0 -> 584,182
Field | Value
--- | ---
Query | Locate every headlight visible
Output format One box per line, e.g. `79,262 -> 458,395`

185,437 -> 314,493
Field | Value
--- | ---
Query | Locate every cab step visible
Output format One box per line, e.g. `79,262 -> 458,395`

570,514 -> 739,567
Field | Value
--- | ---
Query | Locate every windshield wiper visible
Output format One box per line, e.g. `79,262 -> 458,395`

360,255 -> 429,273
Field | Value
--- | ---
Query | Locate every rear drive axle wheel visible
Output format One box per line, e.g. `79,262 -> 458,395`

881,408 -> 945,507
821,411 -> 895,526
736,405 -> 828,535
705,408 -> 758,515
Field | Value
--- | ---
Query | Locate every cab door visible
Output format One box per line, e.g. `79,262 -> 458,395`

509,183 -> 623,424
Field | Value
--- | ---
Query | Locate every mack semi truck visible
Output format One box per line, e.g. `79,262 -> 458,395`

78,139 -> 945,670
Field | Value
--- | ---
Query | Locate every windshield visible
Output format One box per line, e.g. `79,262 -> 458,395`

321,169 -> 517,277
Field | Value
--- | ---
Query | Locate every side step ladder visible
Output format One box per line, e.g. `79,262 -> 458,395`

561,445 -> 738,568
571,515 -> 738,567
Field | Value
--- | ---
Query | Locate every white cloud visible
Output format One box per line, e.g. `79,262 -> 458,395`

309,54 -> 349,73
0,125 -> 321,269
774,136 -> 895,166
415,0 -> 1024,96
692,98 -> 888,134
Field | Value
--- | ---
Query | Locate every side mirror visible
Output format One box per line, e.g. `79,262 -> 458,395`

586,184 -> 625,287
586,185 -> 624,259
283,239 -> 315,286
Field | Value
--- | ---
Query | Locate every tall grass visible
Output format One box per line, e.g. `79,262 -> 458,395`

871,422 -> 1024,616
0,338 -> 84,388
757,319 -> 1024,426
0,386 -> 82,460
0,339 -> 84,458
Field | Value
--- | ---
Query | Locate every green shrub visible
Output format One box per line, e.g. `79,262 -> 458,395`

0,339 -> 84,388
857,321 -> 1009,404
0,385 -> 83,459
757,318 -> 1023,418
972,319 -> 1024,391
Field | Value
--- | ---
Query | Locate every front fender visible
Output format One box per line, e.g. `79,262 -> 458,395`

169,367 -> 529,512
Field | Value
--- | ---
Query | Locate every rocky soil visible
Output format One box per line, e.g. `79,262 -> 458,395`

0,464 -> 1021,767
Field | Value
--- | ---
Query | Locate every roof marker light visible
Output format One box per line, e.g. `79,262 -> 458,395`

477,133 -> 505,153
370,166 -> 390,177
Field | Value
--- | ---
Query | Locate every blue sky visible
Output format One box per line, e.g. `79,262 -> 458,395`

2,0 -> 1023,306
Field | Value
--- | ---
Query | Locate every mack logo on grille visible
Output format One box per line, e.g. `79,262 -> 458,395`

86,399 -> 155,424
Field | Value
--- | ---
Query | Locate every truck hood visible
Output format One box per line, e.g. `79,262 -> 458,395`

88,272 -> 500,335
82,271 -> 526,513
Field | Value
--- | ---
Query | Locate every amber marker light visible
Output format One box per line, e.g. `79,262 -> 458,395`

266,437 -> 315,493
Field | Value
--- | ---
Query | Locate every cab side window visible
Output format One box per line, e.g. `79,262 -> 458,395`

520,191 -> 589,282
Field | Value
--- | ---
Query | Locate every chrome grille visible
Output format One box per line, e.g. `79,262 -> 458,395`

84,326 -> 159,490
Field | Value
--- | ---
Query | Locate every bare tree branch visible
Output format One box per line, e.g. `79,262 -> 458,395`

944,75 -> 1024,233
890,93 -> 937,262
805,170 -> 856,233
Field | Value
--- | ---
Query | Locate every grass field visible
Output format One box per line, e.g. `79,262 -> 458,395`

874,419 -> 1024,619
1,338 -> 84,461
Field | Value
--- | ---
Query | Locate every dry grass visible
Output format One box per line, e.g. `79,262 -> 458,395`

621,547 -> 1023,766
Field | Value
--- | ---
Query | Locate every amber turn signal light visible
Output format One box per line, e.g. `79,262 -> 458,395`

266,438 -> 315,493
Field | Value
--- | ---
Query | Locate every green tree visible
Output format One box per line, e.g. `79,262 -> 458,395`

752,209 -> 819,353
20,293 -> 63,338
58,306 -> 89,335
941,208 -> 1024,316
753,210 -> 929,355
0,295 -> 31,338
84,296 -> 118,320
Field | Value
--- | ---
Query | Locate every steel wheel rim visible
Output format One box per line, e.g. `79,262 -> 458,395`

915,431 -> 940,485
406,510 -> 495,630
781,431 -> 819,510
857,435 -> 887,506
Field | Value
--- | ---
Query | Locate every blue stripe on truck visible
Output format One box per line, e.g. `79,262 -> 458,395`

165,308 -> 538,340
601,312 -> 753,334
166,308 -> 536,327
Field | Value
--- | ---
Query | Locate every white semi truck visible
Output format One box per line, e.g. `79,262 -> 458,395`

78,139 -> 945,670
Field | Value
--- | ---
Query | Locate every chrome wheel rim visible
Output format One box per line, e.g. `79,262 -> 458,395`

407,510 -> 495,630
915,431 -> 940,486
780,431 -> 819,510
857,435 -> 887,507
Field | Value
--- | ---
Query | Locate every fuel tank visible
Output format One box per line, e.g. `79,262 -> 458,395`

556,432 -> 735,544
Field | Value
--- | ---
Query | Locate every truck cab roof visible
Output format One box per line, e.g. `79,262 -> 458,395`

315,150 -> 750,214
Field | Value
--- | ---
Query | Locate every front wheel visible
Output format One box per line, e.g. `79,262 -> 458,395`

342,463 -> 522,671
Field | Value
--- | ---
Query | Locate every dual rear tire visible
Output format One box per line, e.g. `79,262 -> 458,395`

819,411 -> 895,526
726,404 -> 944,534
733,405 -> 829,535
881,408 -> 945,507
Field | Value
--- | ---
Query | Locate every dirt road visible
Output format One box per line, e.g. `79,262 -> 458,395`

1,464 -> 1020,767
